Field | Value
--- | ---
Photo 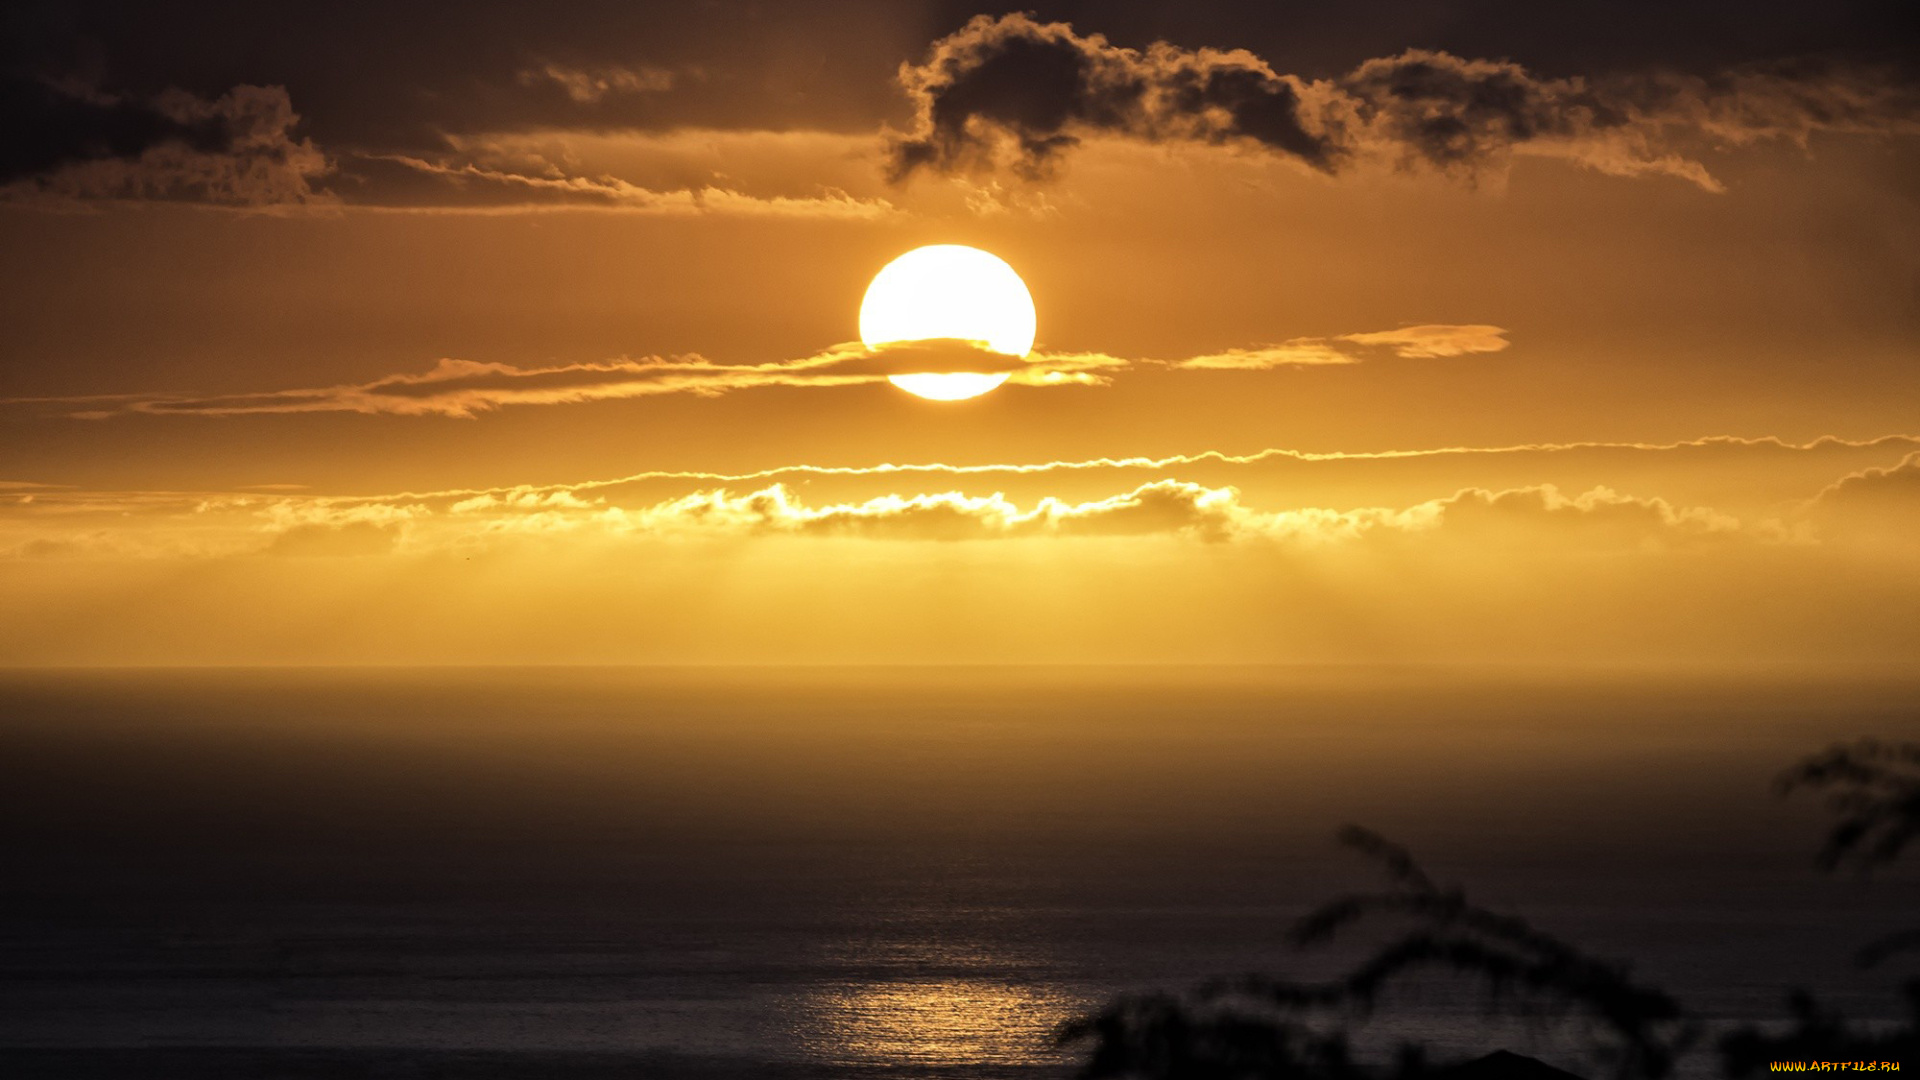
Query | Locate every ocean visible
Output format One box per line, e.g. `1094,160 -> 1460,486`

2,666 -> 1915,1078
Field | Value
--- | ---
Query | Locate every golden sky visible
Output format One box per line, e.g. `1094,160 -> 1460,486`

2,6 -> 1916,665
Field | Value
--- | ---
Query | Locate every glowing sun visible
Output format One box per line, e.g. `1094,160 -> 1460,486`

859,244 -> 1036,401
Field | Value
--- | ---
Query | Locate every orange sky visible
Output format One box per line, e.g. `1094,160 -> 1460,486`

2,7 -> 1916,665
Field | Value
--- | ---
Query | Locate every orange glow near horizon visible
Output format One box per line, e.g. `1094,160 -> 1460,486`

0,15 -> 1917,669
9,14 -> 1920,1080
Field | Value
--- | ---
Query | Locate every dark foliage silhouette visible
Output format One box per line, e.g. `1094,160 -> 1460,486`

1716,739 -> 1920,1076
1064,739 -> 1920,1080
1060,827 -> 1693,1080
1781,739 -> 1920,969
1720,984 -> 1920,1077
1778,739 -> 1920,873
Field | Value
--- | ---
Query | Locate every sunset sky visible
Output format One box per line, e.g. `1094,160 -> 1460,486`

3,1 -> 1916,666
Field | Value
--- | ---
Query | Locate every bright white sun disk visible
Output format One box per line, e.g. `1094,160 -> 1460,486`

859,245 -> 1036,400
885,372 -> 1011,401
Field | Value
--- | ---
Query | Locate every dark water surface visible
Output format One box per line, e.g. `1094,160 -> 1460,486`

2,666 -> 1916,1078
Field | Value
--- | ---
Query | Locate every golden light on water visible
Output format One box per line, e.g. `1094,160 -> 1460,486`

859,244 -> 1037,401
798,979 -> 1081,1066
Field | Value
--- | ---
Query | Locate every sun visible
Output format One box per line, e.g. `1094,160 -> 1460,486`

859,245 -> 1036,401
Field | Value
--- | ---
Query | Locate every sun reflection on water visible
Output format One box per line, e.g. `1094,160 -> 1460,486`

796,979 -> 1082,1067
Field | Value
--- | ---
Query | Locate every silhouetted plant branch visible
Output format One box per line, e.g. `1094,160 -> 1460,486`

1856,928 -> 1920,970
1064,738 -> 1920,1080
1716,739 -> 1920,1076
1719,982 -> 1920,1078
1778,738 -> 1920,969
1296,828 -> 1694,1080
1777,739 -> 1920,872
1060,826 -> 1694,1080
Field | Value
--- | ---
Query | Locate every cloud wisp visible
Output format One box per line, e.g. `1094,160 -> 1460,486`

889,15 -> 1920,190
1174,324 -> 1509,370
21,343 -> 1118,420
351,152 -> 896,219
13,325 -> 1506,420
516,62 -> 677,103
55,351 -> 885,420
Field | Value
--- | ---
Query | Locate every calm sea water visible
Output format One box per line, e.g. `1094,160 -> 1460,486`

2,666 -> 1915,1078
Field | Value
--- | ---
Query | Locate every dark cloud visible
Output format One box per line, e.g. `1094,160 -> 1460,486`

0,76 -> 329,206
7,2 -> 1910,210
890,15 -> 1920,189
1344,51 -> 1920,187
0,0 -> 945,154
1337,51 -> 1627,178
0,76 -> 226,182
891,15 -> 1335,180
943,2 -> 1917,82
3,0 -> 1911,162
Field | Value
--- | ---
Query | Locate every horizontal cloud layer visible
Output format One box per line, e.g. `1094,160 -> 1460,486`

24,345 -> 1110,419
7,433 -> 1914,593
8,440 -> 1917,667
80,353 -> 882,418
10,324 -> 1508,419
553,480 -> 1744,548
890,15 -> 1920,190
0,473 -> 1792,558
